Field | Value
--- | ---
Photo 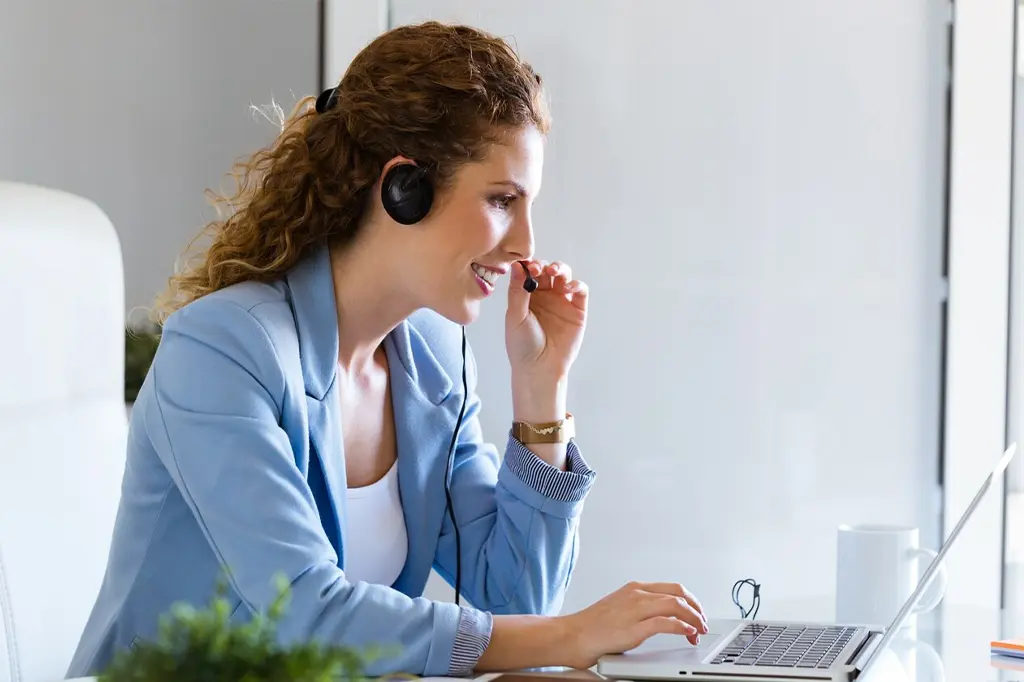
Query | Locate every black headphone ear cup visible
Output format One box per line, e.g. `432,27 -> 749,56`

381,164 -> 434,225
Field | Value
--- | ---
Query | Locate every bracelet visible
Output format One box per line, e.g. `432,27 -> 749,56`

511,413 -> 575,444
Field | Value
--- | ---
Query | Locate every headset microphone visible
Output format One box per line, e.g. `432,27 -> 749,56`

519,261 -> 539,293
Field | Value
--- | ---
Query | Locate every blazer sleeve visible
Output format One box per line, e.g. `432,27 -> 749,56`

147,299 -> 491,677
432,342 -> 597,619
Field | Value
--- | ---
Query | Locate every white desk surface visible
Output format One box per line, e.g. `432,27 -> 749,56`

59,600 -> 1021,682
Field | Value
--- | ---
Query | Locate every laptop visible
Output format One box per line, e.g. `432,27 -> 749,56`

597,442 -> 1017,682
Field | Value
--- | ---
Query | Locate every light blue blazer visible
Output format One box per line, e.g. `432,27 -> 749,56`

67,245 -> 596,679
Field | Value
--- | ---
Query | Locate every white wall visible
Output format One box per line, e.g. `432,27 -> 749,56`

323,0 -> 387,90
0,0 -> 319,320
326,0 -> 953,617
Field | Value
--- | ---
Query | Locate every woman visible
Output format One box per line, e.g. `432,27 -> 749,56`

68,21 -> 707,679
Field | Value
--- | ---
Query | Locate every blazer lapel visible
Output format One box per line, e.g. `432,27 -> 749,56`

387,320 -> 456,595
306,390 -> 347,567
285,245 -> 349,567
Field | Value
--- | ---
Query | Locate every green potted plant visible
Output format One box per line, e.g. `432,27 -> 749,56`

125,324 -> 161,404
99,576 -> 375,682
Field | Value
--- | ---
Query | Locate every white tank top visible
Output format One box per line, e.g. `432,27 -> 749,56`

344,460 -> 408,587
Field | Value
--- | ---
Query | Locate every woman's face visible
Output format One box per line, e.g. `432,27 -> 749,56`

401,125 -> 545,325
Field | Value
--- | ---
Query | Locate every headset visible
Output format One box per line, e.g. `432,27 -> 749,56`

316,86 -> 538,605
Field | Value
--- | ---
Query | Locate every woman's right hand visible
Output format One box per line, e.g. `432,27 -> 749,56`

557,581 -> 708,670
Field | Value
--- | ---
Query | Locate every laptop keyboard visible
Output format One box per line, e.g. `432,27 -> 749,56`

709,623 -> 858,669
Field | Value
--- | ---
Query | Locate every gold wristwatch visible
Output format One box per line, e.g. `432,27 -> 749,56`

511,413 -> 575,444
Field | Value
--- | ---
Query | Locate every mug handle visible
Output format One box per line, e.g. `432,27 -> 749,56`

909,547 -> 948,614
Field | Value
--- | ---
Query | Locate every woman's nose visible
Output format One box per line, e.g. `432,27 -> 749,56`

504,214 -> 534,260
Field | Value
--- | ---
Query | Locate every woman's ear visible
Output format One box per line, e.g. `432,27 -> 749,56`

378,155 -> 418,186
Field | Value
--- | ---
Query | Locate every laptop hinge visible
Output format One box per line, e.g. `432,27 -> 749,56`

848,631 -> 883,675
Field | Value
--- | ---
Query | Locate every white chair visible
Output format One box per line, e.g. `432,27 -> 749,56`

0,182 -> 128,682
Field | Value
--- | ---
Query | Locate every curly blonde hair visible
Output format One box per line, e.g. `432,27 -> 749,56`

151,21 -> 550,324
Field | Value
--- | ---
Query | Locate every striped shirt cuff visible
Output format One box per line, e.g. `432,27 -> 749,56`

447,607 -> 494,676
504,434 -> 596,503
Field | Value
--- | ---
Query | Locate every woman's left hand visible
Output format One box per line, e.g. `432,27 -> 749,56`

505,260 -> 589,383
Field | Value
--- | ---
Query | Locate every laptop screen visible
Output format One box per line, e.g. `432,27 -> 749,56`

858,442 -> 1017,675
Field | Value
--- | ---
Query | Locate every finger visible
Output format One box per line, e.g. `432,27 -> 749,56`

520,259 -> 553,291
637,593 -> 707,634
506,260 -> 534,324
638,582 -> 706,618
514,259 -> 544,279
538,267 -> 555,290
636,616 -> 698,643
566,280 -> 589,311
635,581 -> 688,596
536,260 -> 569,291
546,260 -> 572,282
683,588 -> 705,620
553,272 -> 571,293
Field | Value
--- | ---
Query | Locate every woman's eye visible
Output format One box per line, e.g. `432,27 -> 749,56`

490,194 -> 515,210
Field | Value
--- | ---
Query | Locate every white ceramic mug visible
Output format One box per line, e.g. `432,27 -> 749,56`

835,524 -> 947,628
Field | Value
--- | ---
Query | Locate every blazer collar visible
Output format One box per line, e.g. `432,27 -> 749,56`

284,245 -> 339,400
386,316 -> 453,406
285,245 -> 453,405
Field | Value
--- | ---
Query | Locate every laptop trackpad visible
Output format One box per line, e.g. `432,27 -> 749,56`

623,631 -> 725,663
